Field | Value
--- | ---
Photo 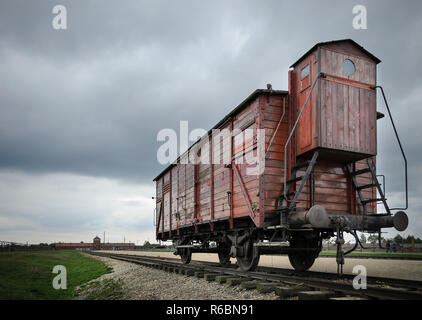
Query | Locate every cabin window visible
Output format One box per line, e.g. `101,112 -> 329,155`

342,59 -> 356,76
300,64 -> 310,91
301,64 -> 310,79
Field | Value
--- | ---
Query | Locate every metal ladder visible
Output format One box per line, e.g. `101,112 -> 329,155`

277,150 -> 320,225
346,159 -> 391,215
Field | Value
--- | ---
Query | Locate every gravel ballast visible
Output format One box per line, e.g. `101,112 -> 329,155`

76,254 -> 278,300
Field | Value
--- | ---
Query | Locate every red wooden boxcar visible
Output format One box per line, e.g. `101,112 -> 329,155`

153,39 -> 408,271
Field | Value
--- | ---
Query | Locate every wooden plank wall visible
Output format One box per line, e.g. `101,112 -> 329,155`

156,93 -> 289,232
320,47 -> 376,84
232,99 -> 261,219
212,123 -> 231,219
319,47 -> 377,155
320,80 -> 376,155
163,172 -> 171,231
262,95 -> 288,212
290,159 -> 376,215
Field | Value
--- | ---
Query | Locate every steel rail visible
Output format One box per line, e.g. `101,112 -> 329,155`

95,252 -> 422,289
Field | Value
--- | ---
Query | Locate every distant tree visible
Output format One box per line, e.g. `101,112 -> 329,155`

143,241 -> 151,248
360,234 -> 367,244
394,234 -> 403,243
367,234 -> 378,244
405,235 -> 415,244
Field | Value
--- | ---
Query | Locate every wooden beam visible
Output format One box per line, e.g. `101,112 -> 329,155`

233,163 -> 256,222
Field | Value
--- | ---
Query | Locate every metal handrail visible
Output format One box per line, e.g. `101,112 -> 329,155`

283,73 -> 324,200
372,86 -> 408,210
153,207 -> 156,226
377,174 -> 386,198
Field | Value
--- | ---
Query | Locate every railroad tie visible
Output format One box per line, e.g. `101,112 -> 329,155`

185,269 -> 195,277
226,278 -> 244,286
194,272 -> 204,278
256,282 -> 278,294
275,286 -> 312,298
204,273 -> 220,282
297,291 -> 336,300
241,280 -> 259,290
215,275 -> 234,284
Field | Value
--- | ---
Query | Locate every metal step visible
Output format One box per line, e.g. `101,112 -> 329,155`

361,198 -> 383,205
351,168 -> 371,176
357,183 -> 376,191
286,176 -> 302,184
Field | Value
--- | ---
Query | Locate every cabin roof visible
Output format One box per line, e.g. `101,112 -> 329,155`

290,39 -> 381,68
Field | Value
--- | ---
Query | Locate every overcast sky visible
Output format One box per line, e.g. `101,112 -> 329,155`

0,0 -> 421,244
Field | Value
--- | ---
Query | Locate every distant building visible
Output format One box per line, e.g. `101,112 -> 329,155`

55,236 -> 135,250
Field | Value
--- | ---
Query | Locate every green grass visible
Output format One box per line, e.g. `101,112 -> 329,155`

0,250 -> 112,300
319,250 -> 422,259
76,278 -> 124,300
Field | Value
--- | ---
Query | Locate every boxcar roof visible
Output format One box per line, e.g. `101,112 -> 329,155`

153,88 -> 288,181
290,39 -> 381,68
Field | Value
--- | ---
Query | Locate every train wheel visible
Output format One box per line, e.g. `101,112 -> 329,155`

179,239 -> 192,264
236,238 -> 260,271
180,247 -> 192,264
217,242 -> 231,266
288,236 -> 320,272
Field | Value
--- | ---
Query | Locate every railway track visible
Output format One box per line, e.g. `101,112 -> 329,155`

90,252 -> 422,300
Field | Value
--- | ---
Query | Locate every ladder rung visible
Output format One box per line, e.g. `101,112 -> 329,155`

357,183 -> 376,190
287,176 -> 302,184
362,198 -> 383,205
352,168 -> 371,176
279,192 -> 296,200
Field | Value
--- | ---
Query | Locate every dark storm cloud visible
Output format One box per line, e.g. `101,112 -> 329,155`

0,0 -> 422,236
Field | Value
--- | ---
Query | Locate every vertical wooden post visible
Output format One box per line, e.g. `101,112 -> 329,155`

210,135 -> 215,229
229,118 -> 234,229
161,178 -> 164,234
288,71 -> 297,181
169,169 -> 172,234
176,163 -> 179,230
194,163 -> 198,223
258,96 -> 265,227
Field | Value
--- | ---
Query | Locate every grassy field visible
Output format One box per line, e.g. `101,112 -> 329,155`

320,250 -> 422,259
0,250 -> 112,300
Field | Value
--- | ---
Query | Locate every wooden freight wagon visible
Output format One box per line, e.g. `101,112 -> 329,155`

153,39 -> 408,272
